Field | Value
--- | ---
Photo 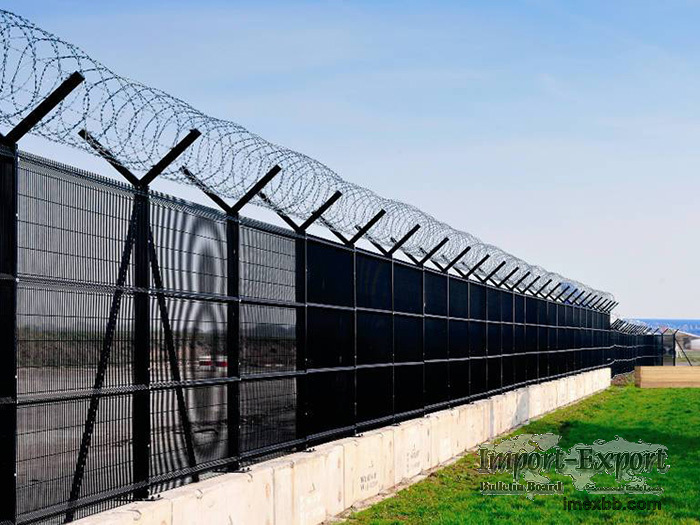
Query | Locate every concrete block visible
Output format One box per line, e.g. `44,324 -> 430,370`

456,402 -> 480,451
428,411 -> 454,465
343,428 -> 395,507
513,387 -> 529,426
394,418 -> 431,482
453,404 -> 476,454
557,377 -> 569,407
491,393 -> 516,436
541,381 -> 558,414
527,383 -> 545,419
72,498 -> 173,525
503,390 -> 519,431
270,457 -> 295,525
165,474 -> 252,525
573,374 -> 585,401
472,398 -> 494,443
313,442 -> 345,517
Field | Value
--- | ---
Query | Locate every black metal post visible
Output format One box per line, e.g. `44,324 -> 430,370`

227,214 -> 240,469
0,143 -> 17,525
132,189 -> 150,500
296,234 -> 308,448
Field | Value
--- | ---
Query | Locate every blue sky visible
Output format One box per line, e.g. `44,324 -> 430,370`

5,1 -> 699,317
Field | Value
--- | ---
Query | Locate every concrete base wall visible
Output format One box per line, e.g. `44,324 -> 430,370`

74,367 -> 611,525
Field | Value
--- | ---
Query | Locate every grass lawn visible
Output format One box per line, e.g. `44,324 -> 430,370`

346,378 -> 700,524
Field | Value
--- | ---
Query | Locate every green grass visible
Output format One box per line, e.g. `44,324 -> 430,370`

347,378 -> 700,524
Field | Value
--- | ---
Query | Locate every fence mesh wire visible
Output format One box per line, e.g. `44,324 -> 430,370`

7,152 -> 662,524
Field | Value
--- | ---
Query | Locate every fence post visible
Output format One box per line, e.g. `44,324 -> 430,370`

295,235 -> 308,448
0,143 -> 18,525
227,214 -> 240,468
133,188 -> 150,499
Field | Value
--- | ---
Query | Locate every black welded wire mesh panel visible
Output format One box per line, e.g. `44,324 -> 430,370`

239,377 -> 297,453
501,356 -> 514,387
538,327 -> 548,352
239,225 -> 296,302
515,354 -> 528,384
470,358 -> 487,397
307,240 -> 353,306
470,321 -> 487,356
150,384 -> 228,493
151,296 -> 228,383
514,324 -> 525,354
525,298 -> 538,325
424,272 -> 447,316
502,325 -> 514,355
306,307 -> 353,369
304,370 -> 354,436
487,324 -> 501,356
538,350 -> 549,378
356,253 -> 391,310
394,364 -> 423,415
449,320 -> 468,358
448,277 -> 468,319
425,362 -> 449,406
394,315 -> 422,363
470,283 -> 486,320
527,353 -> 539,380
356,367 -> 393,423
357,311 -> 392,365
537,299 -> 547,326
425,318 -> 448,360
450,360 -> 469,400
240,304 -> 296,375
17,153 -> 135,288
487,357 -> 501,391
16,283 -> 134,395
502,291 -> 514,323
487,288 -> 501,322
514,294 -> 525,323
150,193 -> 227,296
16,395 -> 133,520
393,263 -> 422,314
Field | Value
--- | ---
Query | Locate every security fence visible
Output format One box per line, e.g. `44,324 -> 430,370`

0,148 -> 663,524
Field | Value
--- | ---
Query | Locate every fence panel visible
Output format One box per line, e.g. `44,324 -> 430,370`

2,151 -> 664,524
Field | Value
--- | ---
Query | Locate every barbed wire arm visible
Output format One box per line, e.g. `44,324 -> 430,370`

463,254 -> 490,279
387,225 -> 421,256
511,271 -> 531,291
299,191 -> 342,232
349,210 -> 386,245
520,275 -> 541,294
443,246 -> 472,274
1,72 -> 84,146
497,266 -> 519,288
481,260 -> 506,285
230,165 -> 282,215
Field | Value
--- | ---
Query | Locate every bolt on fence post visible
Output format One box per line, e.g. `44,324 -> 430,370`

227,213 -> 240,470
0,142 -> 18,525
132,187 -> 151,500
295,232 -> 308,449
